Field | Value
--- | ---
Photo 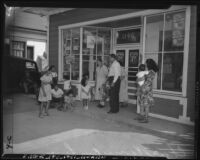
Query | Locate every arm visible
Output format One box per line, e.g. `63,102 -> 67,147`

113,63 -> 121,84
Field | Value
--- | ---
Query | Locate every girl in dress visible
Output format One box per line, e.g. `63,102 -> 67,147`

38,67 -> 52,118
81,76 -> 91,110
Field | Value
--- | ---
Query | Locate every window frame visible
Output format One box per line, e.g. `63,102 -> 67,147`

144,8 -> 189,96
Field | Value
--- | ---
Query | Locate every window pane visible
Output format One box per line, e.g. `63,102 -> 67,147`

71,60 -> 79,72
82,61 -> 96,81
164,11 -> 185,51
71,72 -> 79,80
145,53 -> 162,90
72,28 -> 80,54
162,52 -> 183,92
97,29 -> 111,55
145,15 -> 164,53
63,29 -> 71,55
63,59 -> 70,72
83,27 -> 97,55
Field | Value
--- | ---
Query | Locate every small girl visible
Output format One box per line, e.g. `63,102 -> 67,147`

81,76 -> 91,110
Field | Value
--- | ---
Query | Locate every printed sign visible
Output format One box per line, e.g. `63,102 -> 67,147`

87,36 -> 95,49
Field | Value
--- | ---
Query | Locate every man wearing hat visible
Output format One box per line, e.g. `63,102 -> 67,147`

107,54 -> 121,113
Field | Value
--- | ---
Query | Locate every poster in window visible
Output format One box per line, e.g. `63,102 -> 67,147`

116,50 -> 125,67
73,38 -> 79,50
87,35 -> 95,49
128,50 -> 139,67
116,28 -> 140,44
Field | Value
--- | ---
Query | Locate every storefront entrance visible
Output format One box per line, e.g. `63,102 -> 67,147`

115,47 -> 140,104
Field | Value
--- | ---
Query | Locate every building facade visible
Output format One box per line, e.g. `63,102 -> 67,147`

49,6 -> 196,125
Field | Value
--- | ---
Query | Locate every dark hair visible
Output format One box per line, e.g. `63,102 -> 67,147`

118,61 -> 123,66
81,77 -> 87,87
63,74 -> 70,80
110,54 -> 117,59
48,65 -> 55,71
97,58 -> 102,62
139,64 -> 146,71
146,59 -> 159,72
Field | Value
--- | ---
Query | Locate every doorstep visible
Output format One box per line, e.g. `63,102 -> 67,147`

71,101 -> 194,143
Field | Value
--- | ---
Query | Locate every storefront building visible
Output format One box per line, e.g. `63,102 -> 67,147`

48,6 -> 196,125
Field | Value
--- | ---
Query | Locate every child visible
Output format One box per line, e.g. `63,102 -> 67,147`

81,76 -> 91,110
51,84 -> 64,110
136,64 -> 149,95
63,89 -> 74,112
63,74 -> 72,94
49,65 -> 58,87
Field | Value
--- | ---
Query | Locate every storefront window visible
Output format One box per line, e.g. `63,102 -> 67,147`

82,27 -> 111,81
145,10 -> 185,92
62,28 -> 80,80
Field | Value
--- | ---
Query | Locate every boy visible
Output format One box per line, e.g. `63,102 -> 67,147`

51,84 -> 64,110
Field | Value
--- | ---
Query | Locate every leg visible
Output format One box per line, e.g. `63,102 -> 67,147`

113,78 -> 120,112
39,102 -> 44,118
44,101 -> 50,116
109,86 -> 114,112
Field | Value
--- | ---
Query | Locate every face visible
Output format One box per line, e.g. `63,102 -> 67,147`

52,67 -> 55,72
54,86 -> 58,90
110,57 -> 114,63
85,79 -> 88,85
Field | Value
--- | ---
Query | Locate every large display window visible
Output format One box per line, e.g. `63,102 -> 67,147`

145,10 -> 186,93
61,27 -> 111,81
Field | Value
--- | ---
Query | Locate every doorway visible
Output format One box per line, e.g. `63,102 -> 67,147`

115,47 -> 140,104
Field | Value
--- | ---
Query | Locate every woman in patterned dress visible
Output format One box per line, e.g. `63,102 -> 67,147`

138,59 -> 159,123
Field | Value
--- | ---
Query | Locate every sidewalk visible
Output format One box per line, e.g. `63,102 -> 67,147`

3,94 -> 194,143
71,100 -> 194,142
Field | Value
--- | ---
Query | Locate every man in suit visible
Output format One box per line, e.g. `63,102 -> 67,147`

107,54 -> 121,113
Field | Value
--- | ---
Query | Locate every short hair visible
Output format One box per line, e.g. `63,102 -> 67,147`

81,77 -> 87,87
48,65 -> 55,71
97,58 -> 102,62
139,64 -> 146,71
146,59 -> 159,72
63,74 -> 70,80
110,54 -> 117,59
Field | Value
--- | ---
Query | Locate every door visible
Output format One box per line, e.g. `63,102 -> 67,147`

115,47 -> 140,105
27,46 -> 34,60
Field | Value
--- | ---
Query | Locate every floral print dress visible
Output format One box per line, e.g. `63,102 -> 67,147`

138,70 -> 156,108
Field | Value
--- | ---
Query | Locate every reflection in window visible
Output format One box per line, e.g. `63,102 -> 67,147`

145,11 -> 185,92
82,27 -> 111,81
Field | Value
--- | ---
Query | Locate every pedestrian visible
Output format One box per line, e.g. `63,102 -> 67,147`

119,61 -> 128,107
135,64 -> 149,120
137,59 -> 158,123
107,54 -> 121,114
38,66 -> 52,118
81,76 -> 91,110
49,65 -> 58,87
95,58 -> 108,108
51,84 -> 64,110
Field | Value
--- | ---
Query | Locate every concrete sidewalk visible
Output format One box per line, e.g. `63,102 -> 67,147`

3,94 -> 194,143
71,100 -> 194,142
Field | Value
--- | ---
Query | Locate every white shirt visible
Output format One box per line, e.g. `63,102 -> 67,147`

108,60 -> 121,83
136,71 -> 149,86
64,80 -> 71,90
51,88 -> 64,98
51,72 -> 58,78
